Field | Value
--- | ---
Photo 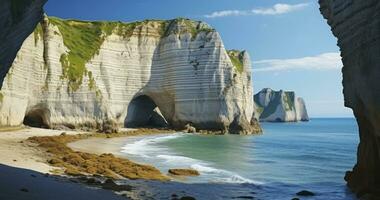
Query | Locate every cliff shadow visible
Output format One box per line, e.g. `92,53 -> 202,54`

124,95 -> 168,128
0,164 -> 125,200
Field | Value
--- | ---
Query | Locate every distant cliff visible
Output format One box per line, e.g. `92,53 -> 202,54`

0,16 -> 261,134
254,88 -> 309,122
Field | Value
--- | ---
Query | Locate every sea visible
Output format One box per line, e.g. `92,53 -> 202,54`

120,118 -> 359,200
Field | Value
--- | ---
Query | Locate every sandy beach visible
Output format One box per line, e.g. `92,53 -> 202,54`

0,127 -> 126,200
67,136 -> 137,158
0,127 -> 82,173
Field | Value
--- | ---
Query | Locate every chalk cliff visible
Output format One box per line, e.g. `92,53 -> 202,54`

320,0 -> 380,197
254,88 -> 309,122
0,16 -> 261,134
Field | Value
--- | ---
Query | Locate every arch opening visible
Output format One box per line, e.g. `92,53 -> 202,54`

125,95 -> 168,128
23,108 -> 50,128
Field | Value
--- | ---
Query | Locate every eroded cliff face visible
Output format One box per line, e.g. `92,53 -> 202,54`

0,16 -> 261,134
320,0 -> 380,197
254,88 -> 309,122
0,0 -> 47,88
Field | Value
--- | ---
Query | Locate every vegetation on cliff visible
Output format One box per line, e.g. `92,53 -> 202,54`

254,88 -> 308,122
50,17 -> 109,91
283,92 -> 295,111
163,18 -> 215,39
259,93 -> 281,119
227,50 -> 244,73
51,17 -> 147,91
33,22 -> 43,46
49,17 -> 215,91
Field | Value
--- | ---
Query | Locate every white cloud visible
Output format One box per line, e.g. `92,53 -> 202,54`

204,10 -> 249,18
252,52 -> 342,72
204,3 -> 308,18
252,3 -> 308,15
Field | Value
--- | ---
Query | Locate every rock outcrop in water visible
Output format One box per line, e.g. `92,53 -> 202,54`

320,0 -> 380,197
0,15 -> 261,134
254,88 -> 309,122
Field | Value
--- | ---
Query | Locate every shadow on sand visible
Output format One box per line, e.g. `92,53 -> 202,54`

0,164 -> 125,200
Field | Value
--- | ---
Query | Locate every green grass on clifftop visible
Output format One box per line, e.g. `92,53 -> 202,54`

50,17 -> 111,91
48,17 -> 215,91
163,18 -> 214,39
227,50 -> 244,73
50,17 -> 165,91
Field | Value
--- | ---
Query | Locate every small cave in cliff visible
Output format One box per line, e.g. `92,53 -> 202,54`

125,95 -> 168,128
23,109 -> 50,129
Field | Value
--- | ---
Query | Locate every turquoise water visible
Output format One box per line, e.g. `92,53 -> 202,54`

121,118 -> 359,199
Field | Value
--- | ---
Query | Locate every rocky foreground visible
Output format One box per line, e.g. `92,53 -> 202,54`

27,129 -> 173,181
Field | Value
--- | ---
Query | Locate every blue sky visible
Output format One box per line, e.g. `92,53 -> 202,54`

44,0 -> 353,117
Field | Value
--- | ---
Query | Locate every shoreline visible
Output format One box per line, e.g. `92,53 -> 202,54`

67,132 -> 183,161
0,121 -> 353,199
0,126 -> 207,199
0,126 -> 168,175
67,135 -> 144,159
19,128 -> 240,200
26,128 -> 175,181
0,127 -> 129,199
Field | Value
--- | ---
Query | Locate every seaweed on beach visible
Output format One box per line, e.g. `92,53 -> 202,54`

27,129 -> 173,181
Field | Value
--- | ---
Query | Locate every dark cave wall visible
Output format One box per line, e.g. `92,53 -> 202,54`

0,0 -> 47,89
320,0 -> 380,197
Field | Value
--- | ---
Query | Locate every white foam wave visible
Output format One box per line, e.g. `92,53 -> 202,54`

191,164 -> 262,185
121,133 -> 184,156
219,174 -> 262,185
120,133 -> 262,185
190,164 -> 223,173
157,155 -> 200,165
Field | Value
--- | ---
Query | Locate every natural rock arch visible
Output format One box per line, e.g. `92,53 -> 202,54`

23,106 -> 51,128
124,95 -> 168,128
0,14 -> 258,134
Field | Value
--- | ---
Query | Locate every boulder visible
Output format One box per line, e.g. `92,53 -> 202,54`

168,169 -> 200,176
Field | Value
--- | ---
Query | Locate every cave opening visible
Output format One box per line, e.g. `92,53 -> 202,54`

125,95 -> 168,128
23,109 -> 50,129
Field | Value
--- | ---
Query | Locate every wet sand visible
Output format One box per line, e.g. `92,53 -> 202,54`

68,136 -> 135,157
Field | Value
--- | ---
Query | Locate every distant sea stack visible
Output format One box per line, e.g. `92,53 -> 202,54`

254,88 -> 309,122
0,15 -> 261,134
